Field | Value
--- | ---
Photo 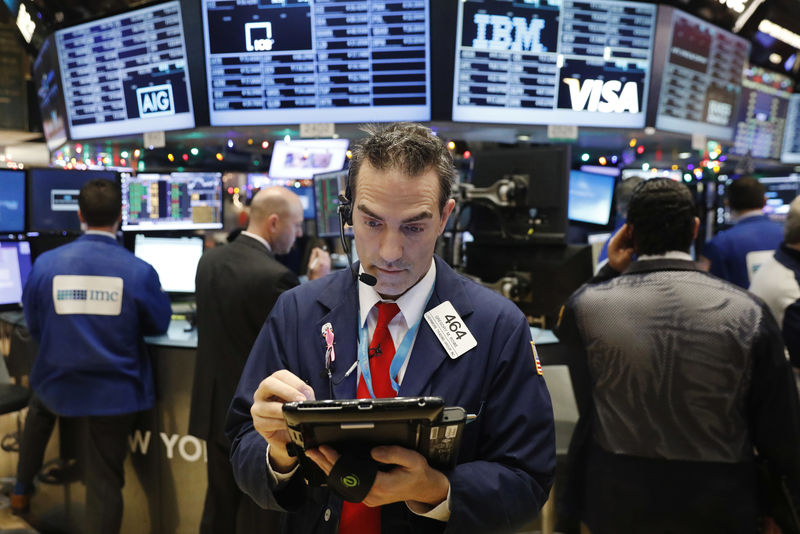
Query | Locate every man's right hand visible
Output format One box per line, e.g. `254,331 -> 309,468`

250,370 -> 316,473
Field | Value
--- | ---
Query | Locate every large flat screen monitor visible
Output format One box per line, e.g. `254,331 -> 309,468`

201,0 -> 431,125
133,234 -> 203,293
55,0 -> 195,140
28,169 -> 119,232
268,139 -> 349,180
648,6 -> 750,140
246,174 -> 316,220
731,66 -> 793,160
782,94 -> 800,164
121,172 -> 223,231
758,175 -> 800,218
451,0 -> 657,128
313,169 -> 349,238
0,170 -> 26,233
0,240 -> 33,310
33,35 -> 69,151
568,170 -> 616,226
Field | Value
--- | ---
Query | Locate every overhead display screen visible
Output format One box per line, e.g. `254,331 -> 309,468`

731,66 -> 793,160
451,0 -> 657,128
33,35 -> 69,151
201,0 -> 431,125
55,1 -> 195,140
649,6 -> 749,141
781,95 -> 800,164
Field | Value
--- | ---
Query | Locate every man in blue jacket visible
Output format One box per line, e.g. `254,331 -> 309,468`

20,178 -> 171,534
699,175 -> 783,287
226,122 -> 555,534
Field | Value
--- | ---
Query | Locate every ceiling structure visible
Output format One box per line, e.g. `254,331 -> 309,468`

1,0 -> 799,169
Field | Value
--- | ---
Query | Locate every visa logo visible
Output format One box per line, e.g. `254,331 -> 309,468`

136,84 -> 175,118
472,14 -> 547,53
245,22 -> 275,52
562,78 -> 639,113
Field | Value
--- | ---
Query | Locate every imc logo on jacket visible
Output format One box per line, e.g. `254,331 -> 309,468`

53,275 -> 123,316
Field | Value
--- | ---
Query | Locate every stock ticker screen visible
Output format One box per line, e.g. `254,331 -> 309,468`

650,7 -> 750,141
55,1 -> 195,140
452,0 -> 657,128
731,66 -> 793,160
121,172 -> 223,231
201,0 -> 431,125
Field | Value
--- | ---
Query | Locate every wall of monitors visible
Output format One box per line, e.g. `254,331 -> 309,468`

55,0 -> 195,140
648,6 -> 750,141
731,66 -> 793,160
451,0 -> 657,128
33,35 -> 69,151
201,0 -> 431,125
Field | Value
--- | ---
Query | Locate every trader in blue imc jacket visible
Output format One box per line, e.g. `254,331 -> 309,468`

226,122 -> 555,534
22,178 -> 171,534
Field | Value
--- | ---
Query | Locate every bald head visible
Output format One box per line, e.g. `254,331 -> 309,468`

247,186 -> 304,253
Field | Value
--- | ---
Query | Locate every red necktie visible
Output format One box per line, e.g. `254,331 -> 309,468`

339,302 -> 401,534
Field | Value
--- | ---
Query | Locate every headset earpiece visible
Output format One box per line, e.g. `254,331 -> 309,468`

338,167 -> 354,226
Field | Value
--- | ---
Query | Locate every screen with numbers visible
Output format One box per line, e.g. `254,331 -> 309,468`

451,0 -> 657,128
648,6 -> 749,141
201,0 -> 431,126
54,0 -> 195,140
781,95 -> 800,164
731,66 -> 793,160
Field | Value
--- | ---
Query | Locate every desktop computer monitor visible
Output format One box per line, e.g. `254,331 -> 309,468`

28,169 -> 119,232
0,240 -> 33,310
568,170 -> 616,226
759,175 -> 800,218
246,175 -> 316,220
133,234 -> 204,293
0,169 -> 26,233
313,170 -> 349,238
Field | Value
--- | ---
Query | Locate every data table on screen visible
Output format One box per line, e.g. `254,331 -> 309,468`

202,0 -> 431,125
452,0 -> 657,128
731,66 -> 793,160
55,1 -> 195,139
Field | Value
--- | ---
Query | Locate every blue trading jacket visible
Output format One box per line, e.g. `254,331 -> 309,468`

22,234 -> 171,416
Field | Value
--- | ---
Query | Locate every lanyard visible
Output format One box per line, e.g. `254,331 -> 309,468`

357,286 -> 434,399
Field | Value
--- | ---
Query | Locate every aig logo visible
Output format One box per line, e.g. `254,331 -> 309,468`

245,21 -> 274,52
136,84 -> 175,118
562,78 -> 639,114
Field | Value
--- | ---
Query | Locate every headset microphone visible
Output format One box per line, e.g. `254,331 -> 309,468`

338,171 -> 377,287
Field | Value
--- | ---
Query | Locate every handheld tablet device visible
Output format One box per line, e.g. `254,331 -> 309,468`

282,396 -> 466,489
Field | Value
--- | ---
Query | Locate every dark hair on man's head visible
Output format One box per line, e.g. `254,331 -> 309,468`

615,176 -> 645,217
348,122 -> 455,213
627,178 -> 696,255
727,176 -> 766,211
78,179 -> 121,227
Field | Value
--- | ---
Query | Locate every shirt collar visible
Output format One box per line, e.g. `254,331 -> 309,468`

637,251 -> 693,262
240,231 -> 271,252
84,230 -> 117,239
358,258 -> 436,328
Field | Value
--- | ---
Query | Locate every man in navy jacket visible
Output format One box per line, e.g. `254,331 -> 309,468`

226,122 -> 555,534
21,178 -> 171,534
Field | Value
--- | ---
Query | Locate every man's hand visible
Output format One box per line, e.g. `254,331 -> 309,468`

607,223 -> 636,272
307,247 -> 331,280
305,445 -> 449,508
250,370 -> 316,473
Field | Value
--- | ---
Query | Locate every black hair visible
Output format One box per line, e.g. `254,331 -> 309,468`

627,178 -> 696,255
727,176 -> 765,211
78,179 -> 121,227
348,122 -> 455,213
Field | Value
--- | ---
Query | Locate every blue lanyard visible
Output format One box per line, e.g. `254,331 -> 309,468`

357,286 -> 434,399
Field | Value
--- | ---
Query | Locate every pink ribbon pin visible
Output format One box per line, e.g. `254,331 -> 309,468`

321,322 -> 335,365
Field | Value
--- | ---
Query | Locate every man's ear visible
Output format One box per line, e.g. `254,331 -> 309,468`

77,210 -> 86,225
692,216 -> 700,240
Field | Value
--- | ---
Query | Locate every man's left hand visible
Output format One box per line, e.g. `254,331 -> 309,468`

307,247 -> 332,280
305,444 -> 449,507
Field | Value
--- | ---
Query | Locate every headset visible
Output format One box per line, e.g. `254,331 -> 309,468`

337,166 -> 376,287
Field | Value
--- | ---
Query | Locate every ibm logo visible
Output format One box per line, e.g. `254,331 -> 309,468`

56,289 -> 119,302
136,84 -> 175,118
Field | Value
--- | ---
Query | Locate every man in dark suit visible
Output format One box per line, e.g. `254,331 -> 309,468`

189,186 -> 330,534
